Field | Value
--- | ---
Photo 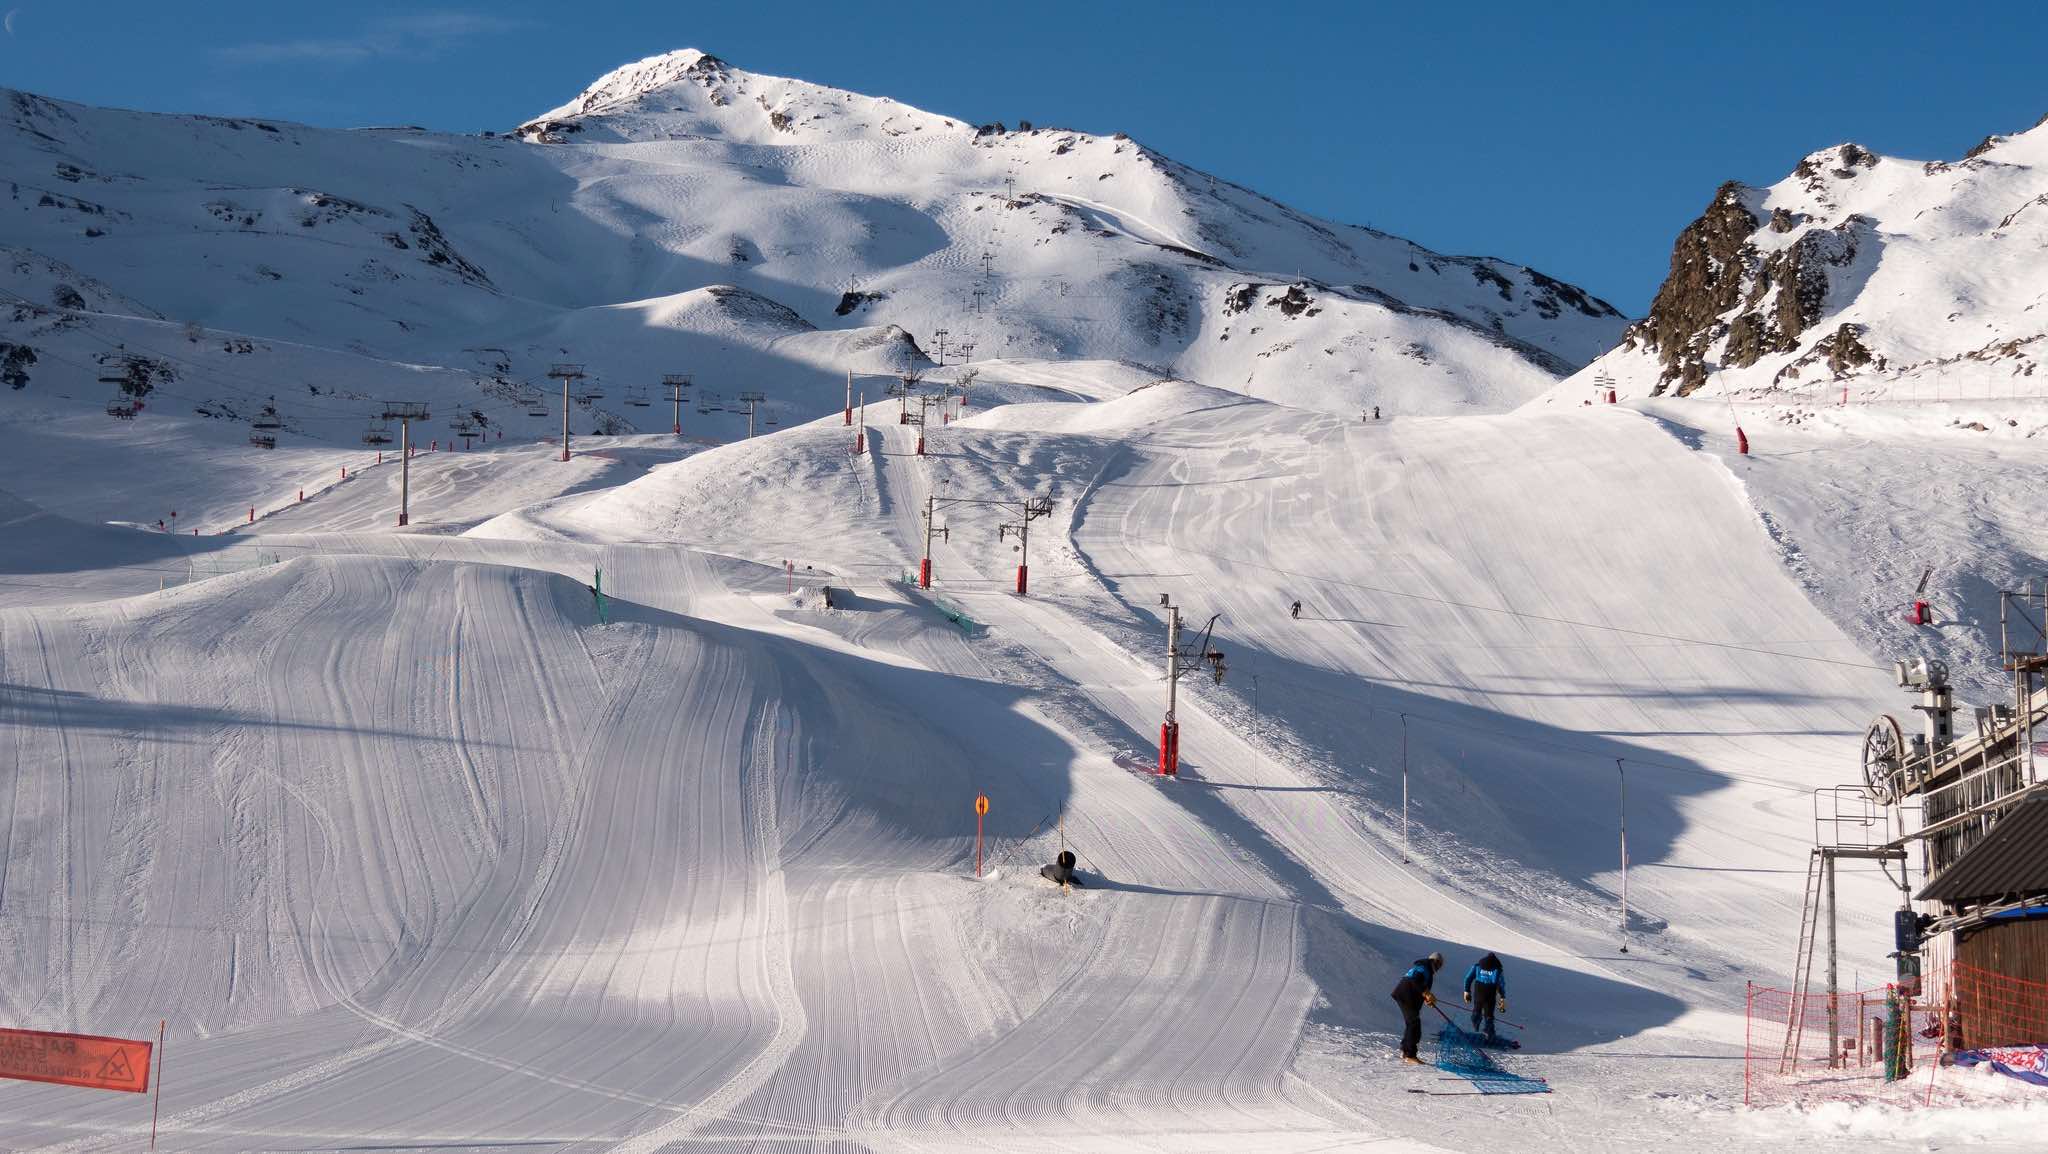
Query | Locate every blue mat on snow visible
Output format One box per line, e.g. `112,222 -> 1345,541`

1435,1025 -> 1550,1094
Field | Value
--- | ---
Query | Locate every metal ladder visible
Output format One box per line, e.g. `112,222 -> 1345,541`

1781,848 -> 1826,1070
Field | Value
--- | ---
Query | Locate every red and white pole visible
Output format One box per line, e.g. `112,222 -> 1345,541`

844,370 -> 853,426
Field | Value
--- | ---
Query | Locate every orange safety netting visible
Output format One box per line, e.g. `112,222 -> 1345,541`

1743,962 -> 2048,1106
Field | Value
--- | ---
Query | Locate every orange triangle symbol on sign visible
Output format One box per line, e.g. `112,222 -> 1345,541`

97,1049 -> 133,1082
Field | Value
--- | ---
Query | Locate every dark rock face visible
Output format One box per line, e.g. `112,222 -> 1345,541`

1625,182 -> 1758,392
1817,322 -> 1876,375
834,290 -> 886,316
0,341 -> 35,389
1626,176 -> 1872,394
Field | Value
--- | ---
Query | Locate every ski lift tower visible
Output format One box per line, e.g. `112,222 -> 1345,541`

100,374 -> 139,419
888,376 -> 916,425
1155,594 -> 1227,776
906,393 -> 936,455
997,495 -> 1055,595
664,374 -> 692,436
380,401 -> 431,525
548,363 -> 584,462
736,391 -> 768,438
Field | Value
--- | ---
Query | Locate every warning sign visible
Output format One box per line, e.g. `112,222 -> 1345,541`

0,1027 -> 152,1093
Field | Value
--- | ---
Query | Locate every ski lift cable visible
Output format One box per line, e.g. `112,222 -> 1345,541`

1113,531 -> 1888,673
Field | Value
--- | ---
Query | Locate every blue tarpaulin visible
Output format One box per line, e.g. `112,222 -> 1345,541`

1435,1025 -> 1550,1095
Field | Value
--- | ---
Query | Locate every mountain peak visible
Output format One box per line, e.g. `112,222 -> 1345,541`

564,48 -> 731,117
517,47 -> 960,145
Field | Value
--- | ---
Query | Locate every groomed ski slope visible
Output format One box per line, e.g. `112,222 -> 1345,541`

1,371 -> 2041,1151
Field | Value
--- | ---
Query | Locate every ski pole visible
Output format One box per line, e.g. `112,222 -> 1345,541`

1455,1000 -> 1524,1030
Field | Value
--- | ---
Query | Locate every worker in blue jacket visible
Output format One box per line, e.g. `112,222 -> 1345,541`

1389,952 -> 1444,1064
1463,952 -> 1507,1041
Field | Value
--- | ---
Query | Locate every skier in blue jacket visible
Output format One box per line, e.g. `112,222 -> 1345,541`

1463,952 -> 1507,1041
1389,952 -> 1444,1064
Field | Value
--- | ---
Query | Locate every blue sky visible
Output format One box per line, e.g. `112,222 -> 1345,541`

4,1 -> 2044,312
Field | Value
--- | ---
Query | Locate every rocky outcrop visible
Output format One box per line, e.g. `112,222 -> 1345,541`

1623,182 -> 1757,393
1624,179 -> 1869,394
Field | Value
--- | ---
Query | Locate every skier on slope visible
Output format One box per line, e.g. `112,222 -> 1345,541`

1390,951 -> 1444,1064
1463,951 -> 1507,1042
1290,600 -> 1302,620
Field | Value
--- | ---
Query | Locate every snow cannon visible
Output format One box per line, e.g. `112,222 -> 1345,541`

1907,600 -> 1931,626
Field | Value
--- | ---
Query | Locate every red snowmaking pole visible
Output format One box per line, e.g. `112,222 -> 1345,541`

854,391 -> 866,455
844,370 -> 853,427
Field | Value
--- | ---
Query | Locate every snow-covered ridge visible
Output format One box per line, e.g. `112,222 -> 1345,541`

519,48 -> 965,145
2,47 -> 1625,489
1575,113 -> 2048,401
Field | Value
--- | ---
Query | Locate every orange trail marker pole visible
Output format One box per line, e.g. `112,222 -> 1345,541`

150,1019 -> 164,1150
974,794 -> 990,876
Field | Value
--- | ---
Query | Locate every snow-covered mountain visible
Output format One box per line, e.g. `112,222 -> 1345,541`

1577,114 -> 2048,401
0,50 -> 1624,460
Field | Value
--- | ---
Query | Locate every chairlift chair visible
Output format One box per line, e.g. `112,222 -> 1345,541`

105,396 -> 138,420
249,432 -> 277,450
362,419 -> 393,446
251,407 -> 283,431
627,387 -> 651,408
